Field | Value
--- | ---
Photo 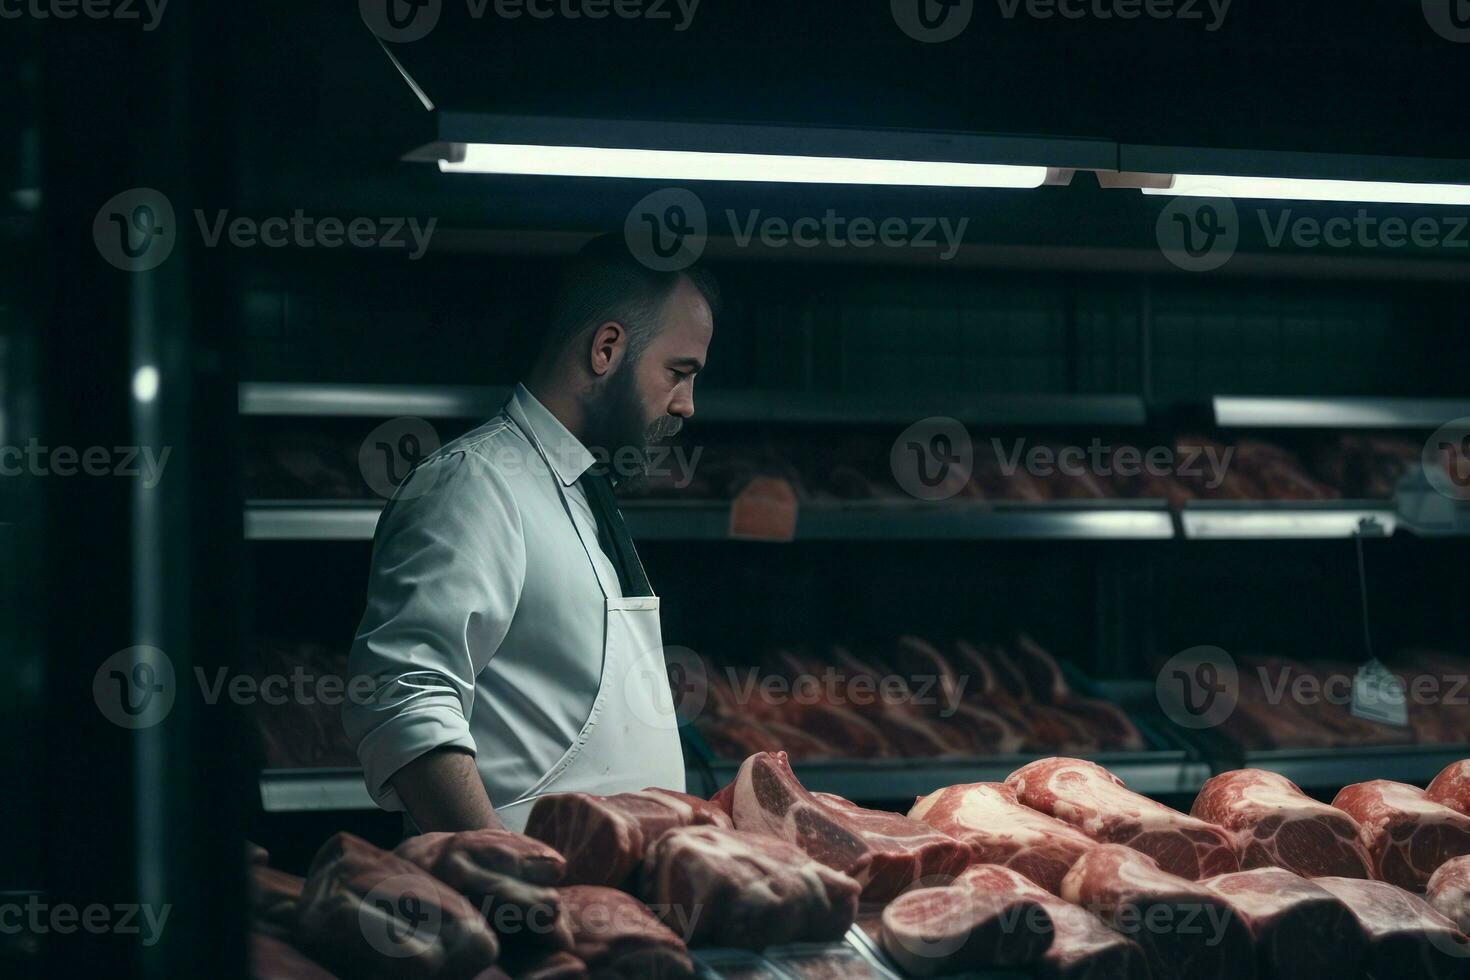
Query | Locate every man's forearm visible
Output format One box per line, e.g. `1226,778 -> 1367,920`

390,747 -> 504,833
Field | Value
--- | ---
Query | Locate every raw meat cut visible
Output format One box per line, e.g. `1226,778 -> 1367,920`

252,865 -> 306,939
253,932 -> 339,980
1315,876 -> 1470,980
394,830 -> 571,952
1428,856 -> 1470,933
1059,844 -> 1256,980
955,865 -> 1148,980
723,751 -> 970,901
1191,768 -> 1373,878
908,782 -> 1096,894
523,788 -> 731,889
1007,757 -> 1239,880
1202,867 -> 1367,980
880,875 -> 1053,977
1331,780 -> 1470,890
1430,761 -> 1470,816
558,885 -> 693,979
636,825 -> 859,948
296,832 -> 500,980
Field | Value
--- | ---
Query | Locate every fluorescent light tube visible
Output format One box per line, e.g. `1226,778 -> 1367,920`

439,143 -> 1048,188
1142,173 -> 1470,206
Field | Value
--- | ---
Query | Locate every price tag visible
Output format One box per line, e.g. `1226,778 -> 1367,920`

1350,659 -> 1409,727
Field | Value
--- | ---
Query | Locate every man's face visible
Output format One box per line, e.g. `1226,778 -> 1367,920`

588,276 -> 713,464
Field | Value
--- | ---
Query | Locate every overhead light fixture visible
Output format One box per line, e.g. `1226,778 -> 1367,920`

439,143 -> 1049,188
405,116 -> 1107,189
1140,173 -> 1470,206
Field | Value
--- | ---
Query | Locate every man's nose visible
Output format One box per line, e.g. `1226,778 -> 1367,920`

669,388 -> 694,419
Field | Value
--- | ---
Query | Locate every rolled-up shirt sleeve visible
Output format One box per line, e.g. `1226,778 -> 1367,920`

344,443 -> 526,810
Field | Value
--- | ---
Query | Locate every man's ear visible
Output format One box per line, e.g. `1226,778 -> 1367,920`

588,321 -> 626,377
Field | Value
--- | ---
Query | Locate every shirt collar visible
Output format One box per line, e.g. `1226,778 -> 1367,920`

507,383 -> 598,488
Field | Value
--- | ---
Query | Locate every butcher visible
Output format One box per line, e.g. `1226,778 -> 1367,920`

344,234 -> 718,833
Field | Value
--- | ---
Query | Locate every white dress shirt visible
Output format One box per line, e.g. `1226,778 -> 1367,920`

345,385 -> 623,812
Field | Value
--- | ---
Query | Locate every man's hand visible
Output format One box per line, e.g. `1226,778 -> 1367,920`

390,747 -> 505,832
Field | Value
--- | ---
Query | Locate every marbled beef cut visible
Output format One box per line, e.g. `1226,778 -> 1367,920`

1191,769 -> 1372,878
636,825 -> 859,949
1428,856 -> 1470,933
1429,761 -> 1470,817
956,865 -> 1148,980
1202,867 -> 1367,980
394,830 -> 570,952
296,832 -> 500,980
724,751 -> 969,901
1059,844 -> 1256,980
523,788 -> 730,889
1007,757 -> 1239,880
1316,876 -> 1470,980
909,782 -> 1096,894
558,886 -> 693,979
880,874 -> 1053,977
1331,780 -> 1470,890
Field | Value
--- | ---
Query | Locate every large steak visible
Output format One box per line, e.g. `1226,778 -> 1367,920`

558,886 -> 693,979
1428,856 -> 1470,934
1060,843 -> 1256,980
909,782 -> 1096,894
1315,876 -> 1470,980
1191,768 -> 1372,878
880,875 -> 1053,977
1430,761 -> 1470,817
394,830 -> 570,952
1201,867 -> 1367,980
1007,757 -> 1239,880
296,832 -> 500,980
1331,780 -> 1470,890
524,788 -> 731,889
956,864 -> 1148,980
724,751 -> 969,901
636,825 -> 859,949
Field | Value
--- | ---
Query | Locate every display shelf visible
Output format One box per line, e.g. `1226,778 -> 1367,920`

244,499 -> 1177,542
683,753 -> 1212,801
245,501 -> 384,541
239,382 -> 1146,426
1179,501 -> 1397,540
1228,744 -> 1470,789
259,768 -> 375,812
1213,396 -> 1470,430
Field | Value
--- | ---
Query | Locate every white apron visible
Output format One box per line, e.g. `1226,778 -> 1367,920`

492,422 -> 686,832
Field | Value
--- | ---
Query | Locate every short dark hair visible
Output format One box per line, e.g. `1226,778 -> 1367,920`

540,233 -> 720,364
